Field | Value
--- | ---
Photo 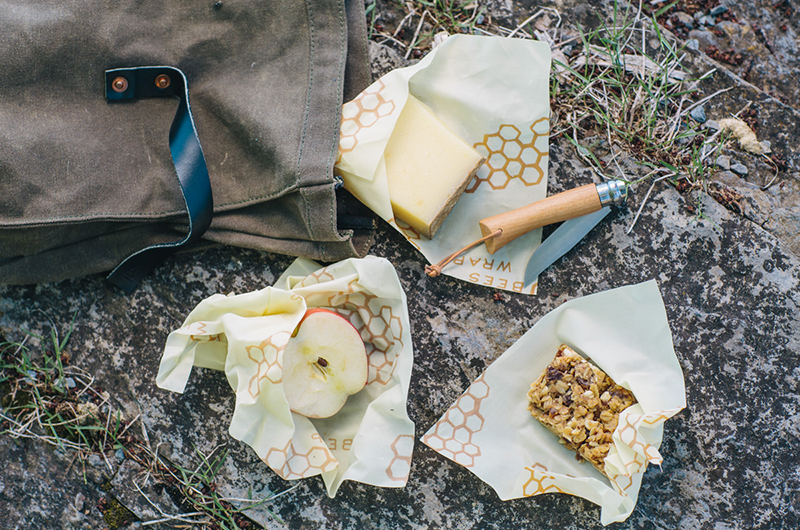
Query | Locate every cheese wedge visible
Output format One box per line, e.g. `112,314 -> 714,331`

384,96 -> 484,239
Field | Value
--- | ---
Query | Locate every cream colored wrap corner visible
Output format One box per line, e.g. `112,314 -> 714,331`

157,256 -> 415,496
421,280 -> 686,525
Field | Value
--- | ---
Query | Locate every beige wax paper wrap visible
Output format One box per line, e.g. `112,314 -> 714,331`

157,256 -> 415,496
335,34 -> 551,295
422,280 -> 686,525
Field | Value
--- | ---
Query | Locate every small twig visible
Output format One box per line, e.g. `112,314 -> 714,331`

472,25 -> 501,37
102,407 -> 112,456
552,35 -> 581,48
64,450 -> 82,476
221,483 -> 302,506
732,101 -> 752,118
375,33 -> 409,49
141,515 -> 208,527
393,9 -> 417,38
699,100 -> 753,164
462,2 -> 480,26
700,136 -> 724,164
666,96 -> 686,143
33,410 -> 91,428
139,440 -> 163,486
139,407 -> 151,449
761,154 -> 780,190
616,0 -> 645,58
626,174 -> 673,234
116,412 -> 140,440
497,24 -> 533,39
193,443 -> 227,476
72,372 -> 96,399
607,149 -> 629,182
404,10 -> 430,60
101,448 -> 115,473
508,7 -> 562,39
93,387 -> 111,410
507,14 -> 536,38
267,482 -> 303,500
678,87 -> 733,120
153,452 -> 204,497
0,410 -> 29,432
135,481 -> 209,526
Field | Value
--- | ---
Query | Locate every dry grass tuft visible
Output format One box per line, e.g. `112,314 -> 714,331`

0,322 -> 294,529
367,0 -> 770,227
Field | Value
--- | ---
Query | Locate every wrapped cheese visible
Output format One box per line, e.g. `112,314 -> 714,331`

384,95 -> 484,239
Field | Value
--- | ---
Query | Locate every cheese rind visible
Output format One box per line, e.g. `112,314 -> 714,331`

384,96 -> 484,239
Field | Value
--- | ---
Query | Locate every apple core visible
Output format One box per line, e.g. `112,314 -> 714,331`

282,308 -> 368,418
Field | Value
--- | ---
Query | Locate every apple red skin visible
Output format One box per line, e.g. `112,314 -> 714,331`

292,307 -> 358,335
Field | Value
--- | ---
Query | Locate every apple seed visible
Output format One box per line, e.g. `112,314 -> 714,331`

311,357 -> 333,379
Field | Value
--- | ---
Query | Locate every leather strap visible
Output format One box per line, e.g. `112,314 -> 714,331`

104,66 -> 213,293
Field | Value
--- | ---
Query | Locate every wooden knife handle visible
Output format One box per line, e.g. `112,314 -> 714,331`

479,183 -> 601,254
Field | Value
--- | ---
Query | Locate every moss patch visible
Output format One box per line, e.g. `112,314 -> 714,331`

98,495 -> 140,529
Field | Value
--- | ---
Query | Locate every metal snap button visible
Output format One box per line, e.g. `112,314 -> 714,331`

111,77 -> 128,93
155,74 -> 171,89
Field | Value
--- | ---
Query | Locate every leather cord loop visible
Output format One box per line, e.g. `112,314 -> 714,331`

104,66 -> 213,293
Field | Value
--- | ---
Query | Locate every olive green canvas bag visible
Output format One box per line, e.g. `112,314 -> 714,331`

0,0 -> 376,292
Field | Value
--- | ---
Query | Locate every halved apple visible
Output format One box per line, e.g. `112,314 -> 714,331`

282,308 -> 368,418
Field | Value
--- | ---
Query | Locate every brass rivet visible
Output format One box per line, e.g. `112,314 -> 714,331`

111,77 -> 128,93
155,74 -> 171,89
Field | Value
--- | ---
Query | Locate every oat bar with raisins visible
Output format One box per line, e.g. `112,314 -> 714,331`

526,344 -> 637,477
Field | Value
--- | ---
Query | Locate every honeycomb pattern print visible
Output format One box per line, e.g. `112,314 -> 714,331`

245,331 -> 291,399
328,285 -> 404,386
614,409 -> 679,473
422,374 -> 490,467
338,79 -> 396,157
295,267 -> 336,290
292,268 -> 405,386
521,463 -> 567,496
185,321 -> 224,343
610,473 -> 636,495
466,118 -> 550,193
391,217 -> 422,249
385,434 -> 414,482
263,432 -> 337,480
522,464 -> 635,497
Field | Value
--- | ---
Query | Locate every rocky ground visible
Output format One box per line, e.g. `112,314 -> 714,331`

2,1 -> 799,529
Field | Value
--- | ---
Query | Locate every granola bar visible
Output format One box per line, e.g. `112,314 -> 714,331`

526,344 -> 637,477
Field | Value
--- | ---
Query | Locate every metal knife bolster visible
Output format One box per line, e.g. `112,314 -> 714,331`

596,180 -> 628,207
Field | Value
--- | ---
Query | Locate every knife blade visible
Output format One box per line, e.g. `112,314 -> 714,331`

523,206 -> 611,286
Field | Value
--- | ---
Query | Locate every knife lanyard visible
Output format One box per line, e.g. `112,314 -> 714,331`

425,180 -> 628,278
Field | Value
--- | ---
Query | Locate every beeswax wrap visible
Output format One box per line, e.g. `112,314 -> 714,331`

422,280 -> 686,524
157,256 -> 415,496
336,34 -> 551,295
